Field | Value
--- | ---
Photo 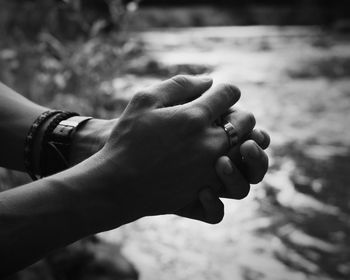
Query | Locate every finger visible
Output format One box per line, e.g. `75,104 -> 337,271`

188,83 -> 241,123
215,156 -> 251,199
226,128 -> 270,168
223,108 -> 256,145
240,140 -> 269,184
140,75 -> 214,109
175,190 -> 224,224
249,128 -> 270,150
225,139 -> 269,184
198,188 -> 224,224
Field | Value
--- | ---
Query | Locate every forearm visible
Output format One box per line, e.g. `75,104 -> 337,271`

0,156 -> 108,276
0,82 -> 48,171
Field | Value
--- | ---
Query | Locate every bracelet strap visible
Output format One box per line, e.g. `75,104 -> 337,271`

40,112 -> 79,177
24,110 -> 63,181
40,115 -> 93,177
50,116 -> 93,144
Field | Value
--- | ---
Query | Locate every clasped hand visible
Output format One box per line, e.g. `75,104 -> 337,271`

73,75 -> 269,232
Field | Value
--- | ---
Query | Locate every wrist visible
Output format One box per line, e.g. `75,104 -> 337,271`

25,110 -> 83,179
55,152 -> 129,234
69,118 -> 115,166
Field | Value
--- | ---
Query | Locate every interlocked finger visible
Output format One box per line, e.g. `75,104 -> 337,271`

240,140 -> 269,184
218,107 -> 256,151
215,156 -> 251,199
249,128 -> 270,150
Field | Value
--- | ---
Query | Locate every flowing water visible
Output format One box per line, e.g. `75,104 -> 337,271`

101,26 -> 350,280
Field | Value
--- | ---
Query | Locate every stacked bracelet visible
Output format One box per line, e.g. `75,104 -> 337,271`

25,110 -> 93,180
24,110 -> 63,180
40,112 -> 79,177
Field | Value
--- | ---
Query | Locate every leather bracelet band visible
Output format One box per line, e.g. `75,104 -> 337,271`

51,116 -> 93,144
40,112 -> 79,177
24,110 -> 63,181
41,116 -> 93,177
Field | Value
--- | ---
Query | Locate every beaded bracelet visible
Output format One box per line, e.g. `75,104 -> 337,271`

24,110 -> 63,180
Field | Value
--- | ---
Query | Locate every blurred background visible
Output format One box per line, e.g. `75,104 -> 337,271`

1,0 -> 350,279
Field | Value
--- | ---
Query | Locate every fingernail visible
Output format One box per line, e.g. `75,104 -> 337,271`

223,159 -> 233,175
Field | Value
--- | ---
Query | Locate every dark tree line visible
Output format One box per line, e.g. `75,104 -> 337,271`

139,0 -> 349,8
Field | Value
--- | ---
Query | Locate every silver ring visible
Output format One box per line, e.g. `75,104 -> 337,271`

222,121 -> 238,148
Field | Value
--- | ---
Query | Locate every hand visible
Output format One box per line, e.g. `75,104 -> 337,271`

176,111 -> 270,224
72,75 -> 242,232
68,79 -> 270,226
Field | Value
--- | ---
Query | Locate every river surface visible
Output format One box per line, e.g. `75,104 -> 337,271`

101,26 -> 350,280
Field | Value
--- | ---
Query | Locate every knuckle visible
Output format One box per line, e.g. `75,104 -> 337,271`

195,103 -> 212,123
131,91 -> 157,107
182,107 -> 206,128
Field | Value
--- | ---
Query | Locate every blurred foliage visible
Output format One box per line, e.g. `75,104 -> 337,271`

0,0 -> 144,193
0,33 -> 145,117
0,0 -> 140,41
0,0 -> 144,118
